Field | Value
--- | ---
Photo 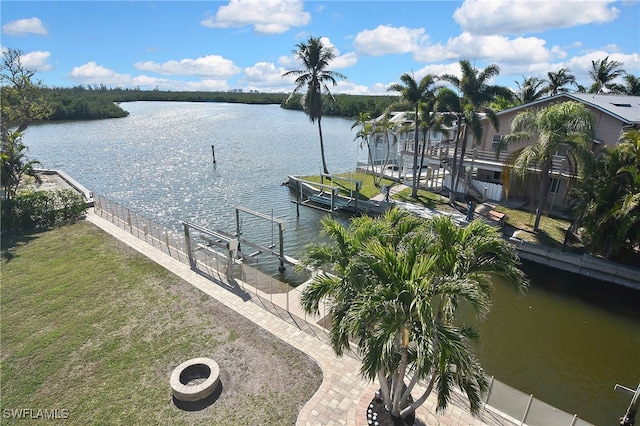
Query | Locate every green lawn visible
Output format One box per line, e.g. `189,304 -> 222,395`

0,222 -> 321,425
299,172 -> 396,200
492,205 -> 580,250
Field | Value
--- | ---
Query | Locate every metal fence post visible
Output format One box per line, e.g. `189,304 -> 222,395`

521,394 -> 533,425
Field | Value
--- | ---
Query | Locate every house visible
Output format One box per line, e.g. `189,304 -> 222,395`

462,94 -> 640,210
359,94 -> 639,213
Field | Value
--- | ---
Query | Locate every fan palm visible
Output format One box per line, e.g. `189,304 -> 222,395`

282,37 -> 346,175
299,208 -> 527,421
387,73 -> 439,197
502,101 -> 595,231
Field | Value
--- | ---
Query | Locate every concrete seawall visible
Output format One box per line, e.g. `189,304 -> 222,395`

510,237 -> 640,290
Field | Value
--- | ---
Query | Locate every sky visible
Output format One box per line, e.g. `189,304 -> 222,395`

1,0 -> 639,95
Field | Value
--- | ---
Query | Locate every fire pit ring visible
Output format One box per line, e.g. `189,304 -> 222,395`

170,357 -> 220,402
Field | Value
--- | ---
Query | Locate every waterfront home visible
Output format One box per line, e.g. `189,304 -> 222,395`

364,94 -> 639,212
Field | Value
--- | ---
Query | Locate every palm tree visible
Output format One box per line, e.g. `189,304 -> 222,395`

588,56 -> 626,94
300,208 -> 527,421
609,74 -> 640,96
440,60 -> 511,200
387,73 -> 439,198
370,113 -> 399,186
1,130 -> 41,199
352,112 -> 375,176
514,76 -> 548,104
570,129 -> 640,259
282,37 -> 346,175
502,101 -> 595,231
416,93 -> 453,187
544,68 -> 577,96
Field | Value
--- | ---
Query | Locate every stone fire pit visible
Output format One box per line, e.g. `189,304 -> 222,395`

170,357 -> 220,402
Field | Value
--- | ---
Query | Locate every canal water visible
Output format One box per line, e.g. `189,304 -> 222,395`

22,101 -> 639,425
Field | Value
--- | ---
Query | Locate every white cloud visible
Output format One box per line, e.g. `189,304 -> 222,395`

559,50 -> 640,81
201,0 -> 310,35
453,0 -> 620,35
242,61 -> 288,85
2,17 -> 48,37
353,25 -> 427,56
317,37 -> 357,69
134,55 -> 241,78
21,50 -> 53,72
330,52 -> 358,69
68,61 -> 232,91
69,62 -> 131,86
415,32 -> 561,64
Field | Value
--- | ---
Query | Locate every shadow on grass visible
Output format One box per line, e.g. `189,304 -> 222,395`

1,230 -> 43,262
173,382 -> 223,411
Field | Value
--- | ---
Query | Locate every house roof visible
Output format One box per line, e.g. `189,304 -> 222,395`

497,93 -> 640,125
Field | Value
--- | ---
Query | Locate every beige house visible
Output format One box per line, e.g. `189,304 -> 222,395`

445,94 -> 640,211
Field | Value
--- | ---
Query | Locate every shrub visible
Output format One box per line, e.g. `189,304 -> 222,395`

1,189 -> 86,234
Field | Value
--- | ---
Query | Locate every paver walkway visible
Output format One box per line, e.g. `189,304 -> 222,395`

86,210 -> 517,426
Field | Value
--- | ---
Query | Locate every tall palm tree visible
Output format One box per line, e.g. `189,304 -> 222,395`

588,56 -> 626,94
299,208 -> 527,421
609,74 -> 640,96
416,93 -> 453,186
440,60 -> 511,199
387,73 -> 439,198
502,101 -> 595,231
544,68 -> 577,96
370,113 -> 399,186
514,76 -> 548,104
352,112 -> 375,176
282,37 -> 346,175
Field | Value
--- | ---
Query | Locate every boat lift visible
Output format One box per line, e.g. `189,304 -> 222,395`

235,206 -> 291,272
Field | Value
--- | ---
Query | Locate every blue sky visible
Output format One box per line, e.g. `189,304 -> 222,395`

1,0 -> 639,95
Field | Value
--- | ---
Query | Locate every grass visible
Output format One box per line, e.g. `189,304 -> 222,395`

1,222 -> 322,425
299,172 -> 396,200
394,187 -> 457,213
492,205 -> 581,250
300,172 -> 579,249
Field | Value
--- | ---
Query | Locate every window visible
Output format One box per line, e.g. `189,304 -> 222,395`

491,134 -> 506,151
493,171 -> 502,181
550,177 -> 560,194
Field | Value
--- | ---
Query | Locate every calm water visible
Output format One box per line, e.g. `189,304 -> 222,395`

22,102 -> 639,425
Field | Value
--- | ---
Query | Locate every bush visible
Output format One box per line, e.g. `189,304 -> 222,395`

1,189 -> 86,234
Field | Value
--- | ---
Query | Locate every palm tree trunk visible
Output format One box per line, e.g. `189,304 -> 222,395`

534,164 -> 551,231
401,372 -> 437,418
417,133 -> 430,188
449,117 -> 462,203
317,117 -> 329,175
454,126 -> 468,196
377,369 -> 393,411
411,106 -> 420,198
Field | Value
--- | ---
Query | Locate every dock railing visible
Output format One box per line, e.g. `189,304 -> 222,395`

92,193 -> 592,426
